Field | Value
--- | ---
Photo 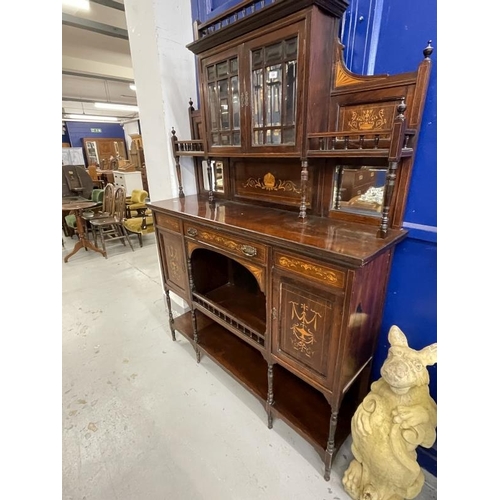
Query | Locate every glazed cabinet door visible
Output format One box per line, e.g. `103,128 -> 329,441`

271,268 -> 344,391
201,46 -> 244,154
243,21 -> 305,154
200,20 -> 305,155
156,228 -> 190,302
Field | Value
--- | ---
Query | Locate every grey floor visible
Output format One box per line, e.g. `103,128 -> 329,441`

62,231 -> 437,500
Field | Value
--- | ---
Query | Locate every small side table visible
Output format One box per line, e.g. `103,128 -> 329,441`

62,199 -> 106,262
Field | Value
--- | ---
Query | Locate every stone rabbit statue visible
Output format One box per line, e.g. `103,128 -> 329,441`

342,325 -> 437,500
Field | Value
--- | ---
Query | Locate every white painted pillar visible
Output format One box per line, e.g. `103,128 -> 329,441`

123,0 -> 198,202
123,0 -> 198,313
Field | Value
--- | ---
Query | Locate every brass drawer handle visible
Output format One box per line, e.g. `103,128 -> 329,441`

240,244 -> 257,257
187,228 -> 198,237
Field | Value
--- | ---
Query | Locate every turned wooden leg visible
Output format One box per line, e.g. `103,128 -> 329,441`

266,364 -> 274,429
165,289 -> 176,341
324,410 -> 339,481
191,308 -> 200,363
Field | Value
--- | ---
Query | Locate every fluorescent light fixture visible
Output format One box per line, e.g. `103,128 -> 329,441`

64,114 -> 118,122
129,84 -> 137,91
62,0 -> 90,10
94,102 -> 139,112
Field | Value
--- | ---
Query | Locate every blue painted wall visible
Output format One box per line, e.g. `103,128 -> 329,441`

65,121 -> 127,166
191,0 -> 437,475
337,0 -> 438,474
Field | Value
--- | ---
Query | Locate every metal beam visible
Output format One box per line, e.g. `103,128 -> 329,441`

63,70 -> 134,84
62,13 -> 128,40
89,0 -> 125,11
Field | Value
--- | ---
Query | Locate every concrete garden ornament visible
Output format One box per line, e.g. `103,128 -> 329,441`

342,325 -> 437,500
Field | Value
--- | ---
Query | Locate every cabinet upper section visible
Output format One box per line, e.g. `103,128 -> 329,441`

187,0 -> 349,55
174,0 -> 433,235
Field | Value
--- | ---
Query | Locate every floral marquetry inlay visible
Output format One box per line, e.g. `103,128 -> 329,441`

277,255 -> 345,289
243,172 -> 300,194
167,245 -> 182,283
348,108 -> 387,131
289,301 -> 321,358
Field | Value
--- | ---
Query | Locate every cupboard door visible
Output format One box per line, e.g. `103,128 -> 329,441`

156,228 -> 189,301
271,271 -> 343,390
201,46 -> 244,153
243,21 -> 305,154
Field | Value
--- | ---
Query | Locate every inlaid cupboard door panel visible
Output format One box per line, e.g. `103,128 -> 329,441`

271,271 -> 343,391
156,228 -> 189,301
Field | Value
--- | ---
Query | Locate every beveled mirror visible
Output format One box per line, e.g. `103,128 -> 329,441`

331,165 -> 387,217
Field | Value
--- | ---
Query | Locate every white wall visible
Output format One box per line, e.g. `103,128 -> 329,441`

123,0 -> 199,311
122,0 -> 198,202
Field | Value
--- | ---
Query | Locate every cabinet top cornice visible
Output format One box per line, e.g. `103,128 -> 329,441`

187,0 -> 349,55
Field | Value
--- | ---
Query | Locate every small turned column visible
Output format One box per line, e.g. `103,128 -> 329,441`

298,159 -> 309,219
171,127 -> 185,198
333,165 -> 344,210
266,364 -> 274,429
377,98 -> 407,238
187,255 -> 201,363
205,156 -> 214,204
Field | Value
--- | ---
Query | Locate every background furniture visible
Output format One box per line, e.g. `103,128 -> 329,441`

123,216 -> 154,247
90,186 -> 134,258
62,198 -> 106,262
62,147 -> 85,166
125,189 -> 148,218
62,165 -> 93,199
113,170 -> 143,196
149,0 -> 432,482
87,164 -> 105,190
82,138 -> 128,169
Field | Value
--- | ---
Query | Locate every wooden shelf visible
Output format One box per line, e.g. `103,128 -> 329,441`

197,319 -> 268,403
200,283 -> 266,334
272,365 -> 331,452
172,310 -> 213,342
271,363 -> 364,456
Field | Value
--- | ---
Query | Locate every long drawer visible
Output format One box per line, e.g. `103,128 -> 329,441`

183,222 -> 268,265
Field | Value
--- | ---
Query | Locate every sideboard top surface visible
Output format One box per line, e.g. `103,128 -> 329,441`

149,195 -> 407,267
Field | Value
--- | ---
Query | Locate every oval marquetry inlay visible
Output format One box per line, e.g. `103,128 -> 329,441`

275,253 -> 345,289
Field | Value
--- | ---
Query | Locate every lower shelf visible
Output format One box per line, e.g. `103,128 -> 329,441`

171,310 -> 359,466
173,311 -> 267,402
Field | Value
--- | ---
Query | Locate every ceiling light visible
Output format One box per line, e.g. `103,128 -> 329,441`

62,0 -> 90,10
94,102 -> 139,112
129,84 -> 137,91
64,114 -> 118,122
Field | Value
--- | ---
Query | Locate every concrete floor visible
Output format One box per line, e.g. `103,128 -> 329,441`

62,232 -> 437,500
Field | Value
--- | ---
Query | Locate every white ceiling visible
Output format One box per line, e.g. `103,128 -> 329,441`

62,0 -> 138,121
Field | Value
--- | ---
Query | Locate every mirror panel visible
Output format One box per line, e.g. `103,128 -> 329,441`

202,160 -> 225,194
331,165 -> 387,217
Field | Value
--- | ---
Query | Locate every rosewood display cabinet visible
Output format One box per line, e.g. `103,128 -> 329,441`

148,0 -> 432,481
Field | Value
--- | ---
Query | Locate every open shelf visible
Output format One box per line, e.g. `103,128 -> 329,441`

172,311 -> 213,343
271,363 -> 362,456
197,319 -> 268,403
272,365 -> 331,452
191,248 -> 267,347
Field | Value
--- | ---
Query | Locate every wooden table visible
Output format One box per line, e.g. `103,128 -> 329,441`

96,169 -> 114,184
62,199 -> 106,262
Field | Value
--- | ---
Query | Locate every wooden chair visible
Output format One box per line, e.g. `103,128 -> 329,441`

88,164 -> 105,189
89,186 -> 134,258
83,183 -> 115,240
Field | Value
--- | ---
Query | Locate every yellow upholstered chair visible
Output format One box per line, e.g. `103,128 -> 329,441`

125,189 -> 150,218
123,215 -> 154,247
